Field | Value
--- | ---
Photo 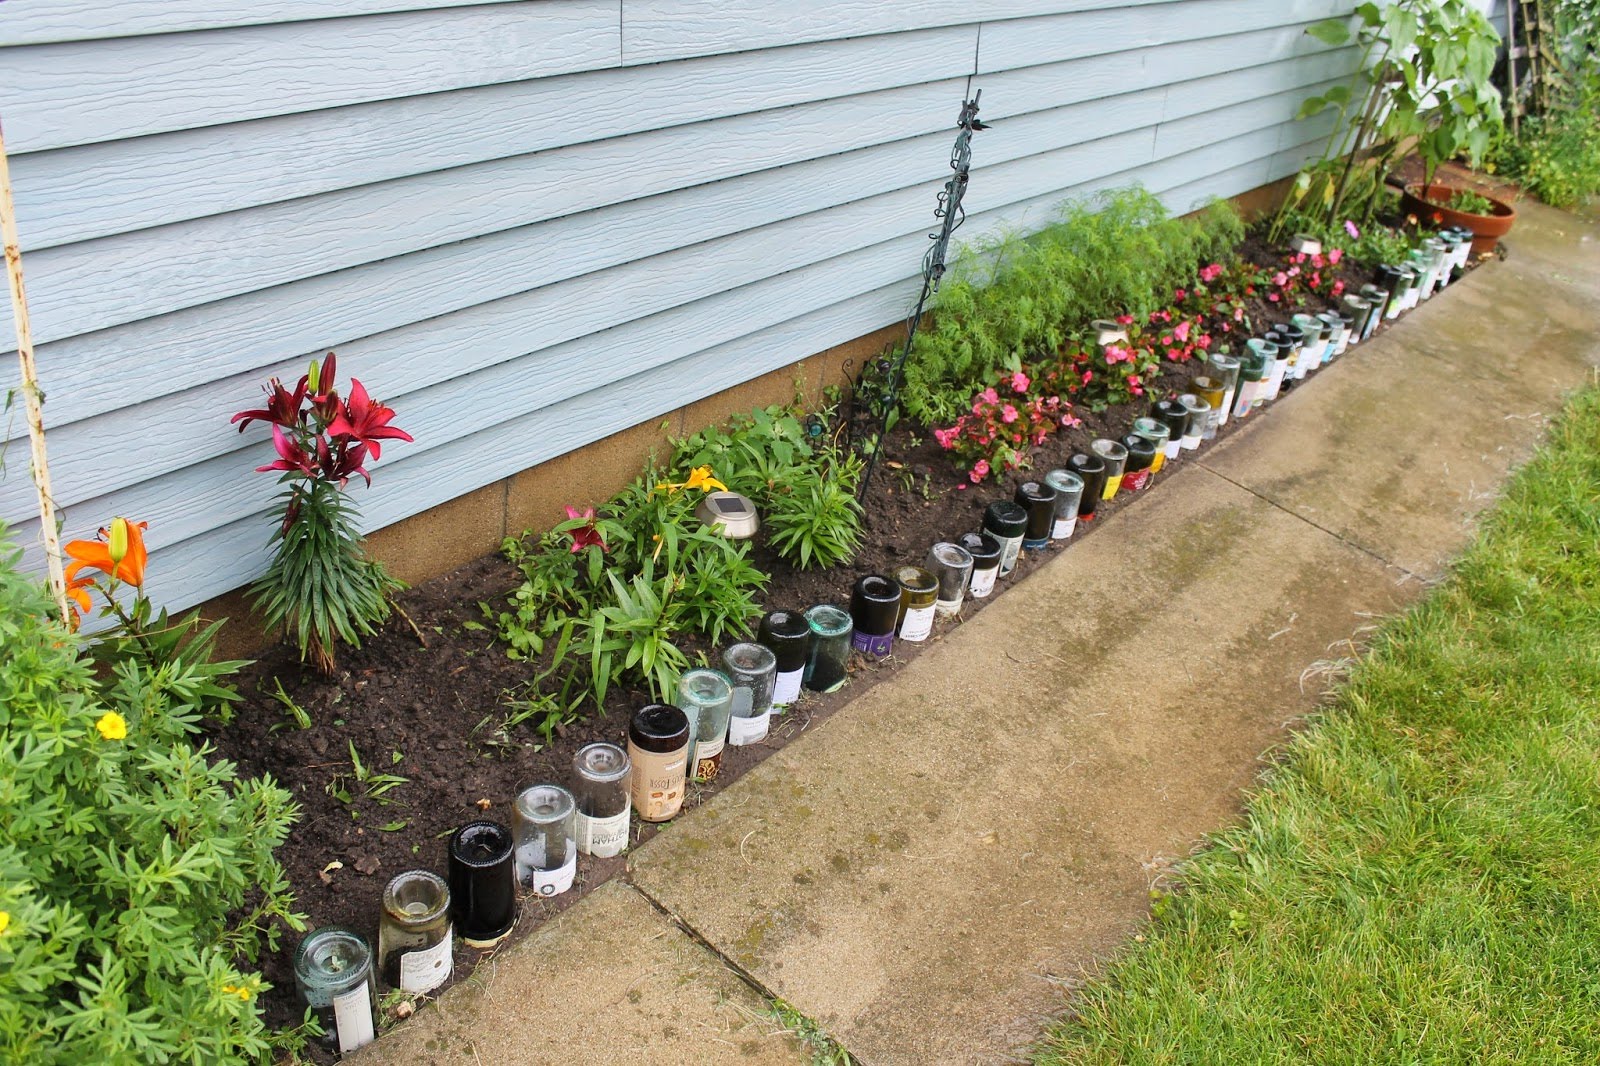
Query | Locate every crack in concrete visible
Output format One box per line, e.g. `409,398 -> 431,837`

621,875 -> 867,1064
1192,461 -> 1425,584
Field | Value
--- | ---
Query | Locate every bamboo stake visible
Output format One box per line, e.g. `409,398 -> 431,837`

0,117 -> 70,625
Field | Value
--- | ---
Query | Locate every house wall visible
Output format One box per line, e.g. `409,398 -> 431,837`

0,0 -> 1360,610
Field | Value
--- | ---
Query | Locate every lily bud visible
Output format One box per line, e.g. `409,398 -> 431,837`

307,359 -> 321,395
107,517 -> 130,565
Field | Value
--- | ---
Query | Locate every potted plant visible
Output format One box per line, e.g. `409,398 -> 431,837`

1278,0 -> 1508,245
1399,183 -> 1517,254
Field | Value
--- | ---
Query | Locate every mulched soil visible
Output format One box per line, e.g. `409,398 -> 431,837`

208,221 -> 1465,1055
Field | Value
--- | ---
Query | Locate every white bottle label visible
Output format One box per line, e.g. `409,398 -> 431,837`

898,603 -> 935,643
996,534 -> 1023,575
398,932 -> 454,995
1218,386 -> 1236,426
728,710 -> 770,746
1051,515 -> 1078,540
772,668 -> 802,707
1180,431 -> 1201,451
531,851 -> 577,897
575,807 -> 630,858
968,566 -> 997,598
934,595 -> 963,617
692,734 -> 725,773
1164,439 -> 1182,459
333,981 -> 375,1053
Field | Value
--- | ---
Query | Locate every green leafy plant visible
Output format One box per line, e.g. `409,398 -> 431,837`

1439,187 -> 1498,215
1281,0 -> 1505,233
765,458 -> 866,568
0,528 -> 304,1064
900,188 -> 1243,425
232,353 -> 412,676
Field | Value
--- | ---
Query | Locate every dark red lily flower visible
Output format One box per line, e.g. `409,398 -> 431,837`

564,506 -> 606,554
257,425 -> 317,477
231,377 -> 306,432
318,436 -> 371,487
327,378 -> 413,460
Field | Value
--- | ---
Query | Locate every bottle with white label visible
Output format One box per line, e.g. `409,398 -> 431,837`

1014,481 -> 1057,550
723,643 -> 777,746
1068,452 -> 1107,522
982,501 -> 1028,577
513,784 -> 577,897
296,927 -> 378,1055
378,871 -> 454,996
893,565 -> 939,643
1042,469 -> 1085,538
757,610 -> 810,710
957,532 -> 1002,599
676,669 -> 733,780
1209,352 -> 1241,428
925,542 -> 974,617
572,742 -> 631,858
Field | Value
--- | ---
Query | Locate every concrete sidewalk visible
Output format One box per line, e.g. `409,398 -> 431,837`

361,200 -> 1600,1065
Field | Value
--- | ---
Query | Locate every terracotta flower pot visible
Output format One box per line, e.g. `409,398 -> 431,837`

1400,183 -> 1517,256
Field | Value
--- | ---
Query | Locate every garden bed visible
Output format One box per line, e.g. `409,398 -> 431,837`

206,218 -> 1419,1046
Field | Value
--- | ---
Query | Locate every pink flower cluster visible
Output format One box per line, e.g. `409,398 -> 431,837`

932,372 -> 1078,483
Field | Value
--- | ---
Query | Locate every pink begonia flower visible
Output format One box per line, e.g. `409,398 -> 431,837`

1328,247 -> 1344,265
1082,370 -> 1094,384
1062,413 -> 1082,428
1010,370 -> 1030,392
1310,272 -> 1322,289
1272,272 -> 1289,287
1233,306 -> 1245,320
1312,253 -> 1326,269
1115,314 -> 1134,325
1268,292 -> 1281,302
1288,266 -> 1301,278
1198,334 -> 1213,350
979,387 -> 999,405
1332,280 -> 1346,297
1174,320 -> 1191,343
1174,288 -> 1187,301
933,426 -> 958,449
1001,404 -> 1018,424
1344,220 -> 1361,240
969,459 -> 990,483
1103,345 -> 1131,365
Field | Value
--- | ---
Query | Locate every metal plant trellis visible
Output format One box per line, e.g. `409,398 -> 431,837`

857,90 -> 988,502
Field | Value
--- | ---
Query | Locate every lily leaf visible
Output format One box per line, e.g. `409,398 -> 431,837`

1305,18 -> 1351,45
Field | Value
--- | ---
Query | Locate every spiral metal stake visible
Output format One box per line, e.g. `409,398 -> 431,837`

857,90 -> 987,503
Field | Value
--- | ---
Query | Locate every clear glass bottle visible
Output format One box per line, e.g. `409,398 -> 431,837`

572,742 -> 630,858
1189,375 -> 1226,438
1208,352 -> 1241,428
296,927 -> 377,1055
803,604 -> 852,692
447,820 -> 517,948
1091,438 -> 1129,496
1042,469 -> 1085,538
1177,395 -> 1210,449
627,703 -> 690,823
893,565 -> 939,643
378,870 -> 453,995
513,784 -> 577,897
1128,419 -> 1170,473
723,642 -> 777,745
925,542 -> 974,617
677,668 -> 734,779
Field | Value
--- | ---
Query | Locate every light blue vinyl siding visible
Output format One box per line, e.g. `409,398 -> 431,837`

0,0 -> 1361,609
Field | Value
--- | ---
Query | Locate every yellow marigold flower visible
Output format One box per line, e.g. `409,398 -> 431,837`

0,910 -> 10,935
95,712 -> 128,741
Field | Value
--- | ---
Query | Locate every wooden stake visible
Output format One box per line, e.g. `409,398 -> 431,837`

0,117 -> 70,625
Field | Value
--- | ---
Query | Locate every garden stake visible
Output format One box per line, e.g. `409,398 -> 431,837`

0,118 -> 69,624
859,91 -> 986,503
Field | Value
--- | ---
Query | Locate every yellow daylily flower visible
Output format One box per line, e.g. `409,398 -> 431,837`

96,712 -> 128,741
657,465 -> 728,494
0,910 -> 10,935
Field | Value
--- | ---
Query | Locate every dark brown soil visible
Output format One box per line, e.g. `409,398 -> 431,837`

210,227 -> 1466,1055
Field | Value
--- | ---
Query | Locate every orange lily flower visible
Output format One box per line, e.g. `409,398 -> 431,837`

64,517 -> 149,588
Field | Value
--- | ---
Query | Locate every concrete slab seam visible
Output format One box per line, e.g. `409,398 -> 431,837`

623,874 -> 869,1065
1193,460 -> 1425,583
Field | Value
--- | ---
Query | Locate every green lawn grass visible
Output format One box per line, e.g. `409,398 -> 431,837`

1038,386 -> 1600,1065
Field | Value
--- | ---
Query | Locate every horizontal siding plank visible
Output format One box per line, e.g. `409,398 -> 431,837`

15,102 -> 1318,536
15,38 -> 1354,451
977,0 -> 1355,72
0,1 -> 621,154
0,0 -> 531,45
31,123 -> 1303,608
14,26 -> 980,250
619,0 -> 1176,65
7,13 -> 1347,339
15,20 -> 1363,388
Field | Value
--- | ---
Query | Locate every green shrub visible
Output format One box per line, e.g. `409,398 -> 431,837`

900,188 -> 1243,424
764,456 -> 865,570
0,532 -> 303,1065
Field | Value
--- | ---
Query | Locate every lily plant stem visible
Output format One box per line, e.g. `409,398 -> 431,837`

0,117 -> 69,625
